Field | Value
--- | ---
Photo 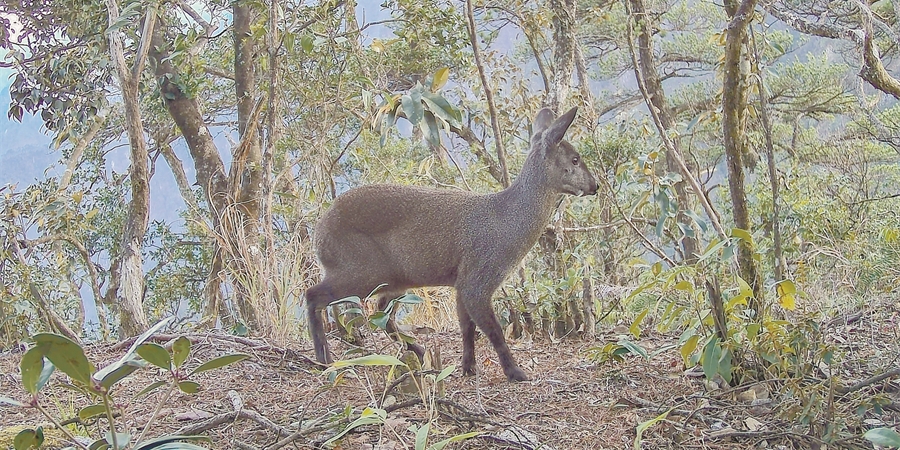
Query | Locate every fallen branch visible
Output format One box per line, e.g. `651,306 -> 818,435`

837,367 -> 900,395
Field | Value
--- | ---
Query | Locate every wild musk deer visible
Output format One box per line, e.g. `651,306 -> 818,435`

306,106 -> 598,381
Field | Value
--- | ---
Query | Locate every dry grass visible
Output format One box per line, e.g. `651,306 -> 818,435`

1,296 -> 899,449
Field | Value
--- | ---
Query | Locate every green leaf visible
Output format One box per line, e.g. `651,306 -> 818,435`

428,431 -> 481,450
20,347 -> 48,394
395,293 -> 424,305
673,280 -> 693,291
702,337 -> 721,381
324,407 -> 387,446
94,317 -> 174,384
420,111 -> 441,147
369,311 -> 390,330
618,339 -> 649,359
104,432 -> 130,449
401,92 -> 424,125
14,427 -> 44,450
634,408 -> 673,450
133,435 -> 211,450
137,343 -> 172,370
172,337 -> 191,369
191,353 -> 251,375
89,437 -> 110,450
178,381 -> 201,394
99,358 -> 147,390
78,404 -> 107,421
629,310 -> 649,339
135,381 -> 167,399
328,354 -> 407,369
32,334 -> 93,386
0,396 -> 27,407
435,365 -> 455,383
421,91 -> 461,127
679,334 -> 700,366
431,67 -> 450,91
730,227 -> 754,245
415,423 -> 430,450
864,427 -> 900,447
300,34 -> 314,53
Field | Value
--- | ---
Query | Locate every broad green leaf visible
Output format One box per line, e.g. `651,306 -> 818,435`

14,427 -> 44,450
33,334 -> 92,386
328,354 -> 406,369
401,92 -> 424,125
99,358 -> 147,390
435,365 -> 456,383
421,91 -> 461,127
191,353 -> 251,375
431,67 -> 450,91
370,311 -> 390,330
674,280 -> 693,291
429,431 -> 481,450
300,34 -> 313,53
0,396 -> 26,407
178,381 -> 201,394
420,111 -> 441,147
135,381 -> 167,399
863,427 -> 900,446
415,423 -> 430,450
634,408 -> 673,450
395,293 -> 424,305
20,347 -> 48,394
89,437 -> 109,450
172,337 -> 191,369
730,227 -> 754,245
104,432 -> 130,449
95,317 -> 175,384
775,280 -> 797,311
137,343 -> 172,370
133,435 -> 211,450
618,339 -> 649,359
701,338 -> 721,381
78,404 -> 107,421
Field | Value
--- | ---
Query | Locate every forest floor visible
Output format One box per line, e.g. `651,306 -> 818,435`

1,299 -> 899,450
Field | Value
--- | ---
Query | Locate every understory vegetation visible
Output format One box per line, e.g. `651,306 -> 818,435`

1,0 -> 900,448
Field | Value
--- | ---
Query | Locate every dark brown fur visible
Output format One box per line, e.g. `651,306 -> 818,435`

306,107 -> 597,381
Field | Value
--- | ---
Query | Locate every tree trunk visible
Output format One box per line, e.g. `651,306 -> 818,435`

546,0 -> 576,112
105,0 -> 151,337
230,0 -> 264,331
628,0 -> 699,263
722,0 -> 763,308
149,20 -> 232,326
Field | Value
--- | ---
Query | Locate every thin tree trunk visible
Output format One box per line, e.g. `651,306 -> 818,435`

231,0 -> 264,331
749,27 -> 784,281
626,0 -> 699,263
546,0 -> 576,113
105,0 -> 153,337
722,0 -> 763,307
465,0 -> 510,187
149,19 -> 231,326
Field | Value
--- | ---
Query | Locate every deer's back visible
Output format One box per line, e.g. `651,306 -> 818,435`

314,184 -> 482,289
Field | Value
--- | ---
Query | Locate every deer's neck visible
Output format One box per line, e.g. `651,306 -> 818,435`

492,157 -> 559,248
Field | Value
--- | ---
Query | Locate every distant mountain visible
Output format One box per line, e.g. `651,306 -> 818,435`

0,74 -> 59,188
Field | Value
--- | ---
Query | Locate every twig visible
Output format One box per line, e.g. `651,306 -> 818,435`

837,367 -> 900,394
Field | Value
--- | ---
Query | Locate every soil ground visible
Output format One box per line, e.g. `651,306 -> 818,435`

1,301 -> 899,450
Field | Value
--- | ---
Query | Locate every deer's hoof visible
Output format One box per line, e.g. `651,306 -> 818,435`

505,367 -> 530,382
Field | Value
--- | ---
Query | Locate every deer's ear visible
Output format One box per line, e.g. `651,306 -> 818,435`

532,108 -> 555,136
543,107 -> 577,145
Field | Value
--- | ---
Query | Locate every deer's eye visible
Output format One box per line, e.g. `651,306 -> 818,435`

572,157 -> 579,166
